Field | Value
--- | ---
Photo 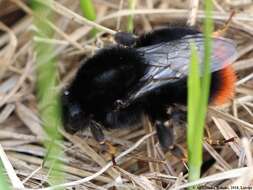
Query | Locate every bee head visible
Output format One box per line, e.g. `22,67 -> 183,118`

61,90 -> 90,133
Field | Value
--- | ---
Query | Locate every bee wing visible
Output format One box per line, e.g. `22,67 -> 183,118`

127,34 -> 238,102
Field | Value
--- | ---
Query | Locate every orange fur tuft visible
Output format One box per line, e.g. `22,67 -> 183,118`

211,65 -> 236,105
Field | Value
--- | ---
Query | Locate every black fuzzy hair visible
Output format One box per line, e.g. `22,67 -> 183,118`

142,70 -> 226,119
67,46 -> 146,114
135,27 -> 200,47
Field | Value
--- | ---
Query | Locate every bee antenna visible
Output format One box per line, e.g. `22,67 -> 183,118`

114,32 -> 137,47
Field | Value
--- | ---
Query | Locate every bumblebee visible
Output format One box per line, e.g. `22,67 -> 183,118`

61,27 -> 237,154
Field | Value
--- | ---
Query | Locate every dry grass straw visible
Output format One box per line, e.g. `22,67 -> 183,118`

0,0 -> 252,189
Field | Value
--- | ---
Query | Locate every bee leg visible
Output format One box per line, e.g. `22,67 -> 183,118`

155,120 -> 187,161
167,105 -> 186,127
167,144 -> 188,162
89,123 -> 117,165
155,120 -> 174,151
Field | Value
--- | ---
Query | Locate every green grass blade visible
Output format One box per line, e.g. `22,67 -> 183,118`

127,0 -> 137,32
80,0 -> 96,21
202,0 -> 214,104
187,43 -> 202,182
187,0 -> 213,184
0,162 -> 10,190
79,0 -> 97,36
187,43 -> 200,151
31,0 -> 64,186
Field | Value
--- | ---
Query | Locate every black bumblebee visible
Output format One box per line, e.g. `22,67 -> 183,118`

61,27 -> 237,154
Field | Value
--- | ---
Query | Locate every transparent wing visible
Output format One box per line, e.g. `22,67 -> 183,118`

128,34 -> 237,102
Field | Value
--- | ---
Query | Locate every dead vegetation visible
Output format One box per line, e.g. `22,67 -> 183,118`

0,0 -> 253,189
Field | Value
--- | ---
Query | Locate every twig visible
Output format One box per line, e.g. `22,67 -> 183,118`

11,0 -> 84,50
174,167 -> 250,189
0,144 -> 25,189
116,0 -> 124,30
242,138 -> 253,167
230,138 -> 253,186
0,22 -> 17,81
115,166 -> 156,190
98,9 -> 253,23
60,130 -> 120,179
209,107 -> 253,131
30,0 -> 116,35
187,0 -> 199,26
26,132 -> 155,190
0,51 -> 34,108
22,165 -> 42,185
